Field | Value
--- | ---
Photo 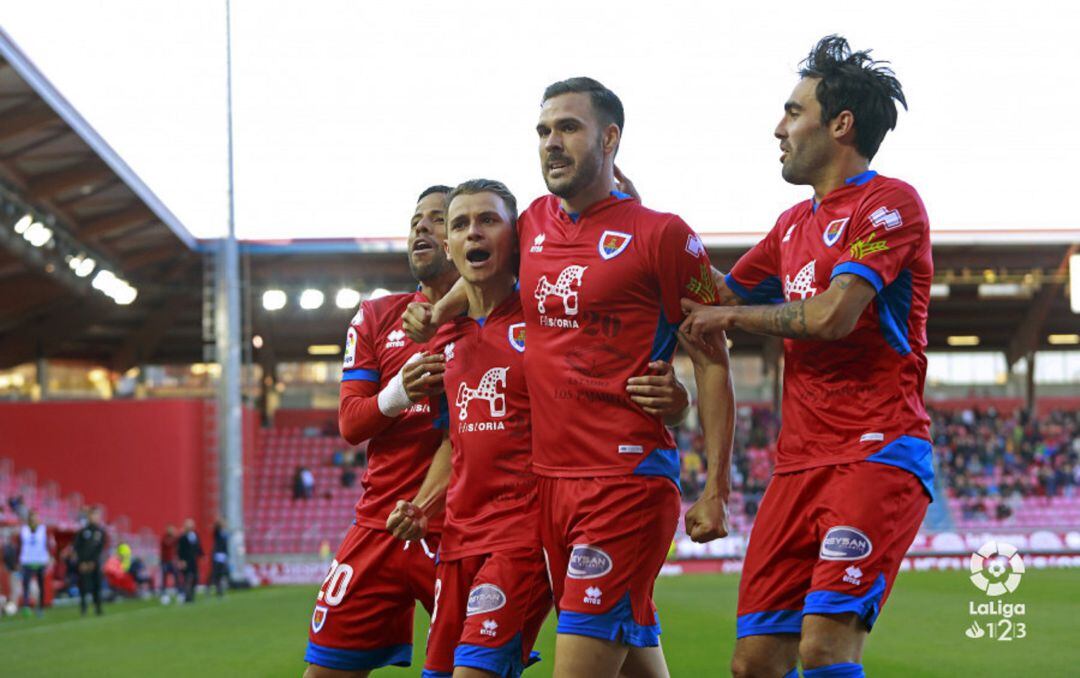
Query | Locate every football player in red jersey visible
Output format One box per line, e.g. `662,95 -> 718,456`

304,186 -> 460,678
681,37 -> 932,678
404,79 -> 735,678
388,179 -> 550,678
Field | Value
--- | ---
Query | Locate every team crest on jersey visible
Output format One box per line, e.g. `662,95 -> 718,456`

822,218 -> 849,247
598,230 -> 632,260
456,367 -> 508,420
342,327 -> 358,368
311,605 -> 328,633
508,323 -> 526,353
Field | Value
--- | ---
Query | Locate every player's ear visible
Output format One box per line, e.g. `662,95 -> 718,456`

832,110 -> 855,143
603,123 -> 620,157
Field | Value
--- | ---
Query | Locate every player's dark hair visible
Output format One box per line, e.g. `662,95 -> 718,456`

448,179 -> 518,227
798,35 -> 907,160
417,185 -> 453,202
542,77 -> 625,133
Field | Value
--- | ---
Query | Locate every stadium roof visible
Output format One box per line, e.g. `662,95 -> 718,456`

0,27 -> 199,369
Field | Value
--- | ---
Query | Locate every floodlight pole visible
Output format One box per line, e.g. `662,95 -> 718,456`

216,0 -> 247,579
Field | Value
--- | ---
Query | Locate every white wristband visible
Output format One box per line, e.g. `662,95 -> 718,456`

377,353 -> 422,417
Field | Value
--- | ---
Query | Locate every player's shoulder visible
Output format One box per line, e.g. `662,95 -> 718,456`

348,291 -> 415,328
521,194 -> 560,220
860,174 -> 929,228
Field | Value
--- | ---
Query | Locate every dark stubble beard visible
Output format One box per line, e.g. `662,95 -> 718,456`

409,249 -> 454,284
544,135 -> 605,200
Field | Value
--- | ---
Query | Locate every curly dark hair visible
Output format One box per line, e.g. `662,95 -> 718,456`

799,35 -> 907,160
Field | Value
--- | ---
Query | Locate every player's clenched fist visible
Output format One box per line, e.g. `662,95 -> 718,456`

386,499 -> 428,541
684,494 -> 730,543
680,298 -> 737,347
401,301 -> 437,343
401,352 -> 445,401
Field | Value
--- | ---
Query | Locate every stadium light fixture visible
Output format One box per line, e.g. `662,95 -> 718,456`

307,344 -> 341,356
23,221 -> 53,247
74,257 -> 96,278
91,269 -> 137,304
947,335 -> 980,347
299,289 -> 325,310
262,289 -> 287,311
929,284 -> 950,299
252,335 -> 264,349
1048,334 -> 1080,345
369,288 -> 390,300
13,214 -> 32,235
978,283 -> 1032,299
1070,254 -> 1080,314
336,288 -> 361,309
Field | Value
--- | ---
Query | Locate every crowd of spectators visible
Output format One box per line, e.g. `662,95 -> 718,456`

673,404 -> 1080,525
935,407 -> 1080,521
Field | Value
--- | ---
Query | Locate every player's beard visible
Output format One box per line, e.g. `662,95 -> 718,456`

543,135 -> 605,200
781,130 -> 831,186
409,248 -> 454,284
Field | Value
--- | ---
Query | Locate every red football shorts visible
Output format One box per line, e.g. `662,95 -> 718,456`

305,523 -> 439,671
422,548 -> 552,677
736,461 -> 929,637
538,475 -> 680,647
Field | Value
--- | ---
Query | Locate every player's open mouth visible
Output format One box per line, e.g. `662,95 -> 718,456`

465,249 -> 491,266
547,157 -> 571,175
411,239 -> 435,256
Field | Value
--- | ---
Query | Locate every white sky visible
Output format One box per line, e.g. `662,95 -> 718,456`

1,0 -> 1078,242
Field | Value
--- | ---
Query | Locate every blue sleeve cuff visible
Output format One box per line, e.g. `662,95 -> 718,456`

724,273 -> 752,301
831,262 -> 884,293
342,368 -> 380,383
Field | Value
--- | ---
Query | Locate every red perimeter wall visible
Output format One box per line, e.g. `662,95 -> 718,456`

0,400 -> 258,535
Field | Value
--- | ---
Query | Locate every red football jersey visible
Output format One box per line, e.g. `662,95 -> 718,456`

517,192 -> 719,479
727,171 -> 934,488
430,292 -> 538,560
340,291 -> 444,532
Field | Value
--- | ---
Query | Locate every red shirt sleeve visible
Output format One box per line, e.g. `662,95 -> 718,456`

647,214 -> 720,323
830,181 -> 930,292
338,300 -> 394,444
338,380 -> 394,444
726,213 -> 788,305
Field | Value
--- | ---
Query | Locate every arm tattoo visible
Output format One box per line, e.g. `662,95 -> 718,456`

739,300 -> 810,339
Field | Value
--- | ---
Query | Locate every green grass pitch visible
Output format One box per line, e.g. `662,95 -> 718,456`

1,569 -> 1075,676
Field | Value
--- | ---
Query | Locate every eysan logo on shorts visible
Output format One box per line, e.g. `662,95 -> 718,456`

567,545 -> 613,579
820,526 -> 873,561
466,583 -> 507,616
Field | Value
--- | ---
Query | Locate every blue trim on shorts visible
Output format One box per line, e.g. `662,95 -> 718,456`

803,573 -> 887,631
454,631 -> 538,677
341,368 -> 380,382
866,435 -> 935,500
556,591 -> 661,648
633,447 -> 681,491
304,641 -> 411,670
735,608 -> 803,638
803,662 -> 866,677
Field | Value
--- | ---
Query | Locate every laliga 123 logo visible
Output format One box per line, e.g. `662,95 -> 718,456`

964,541 -> 1027,642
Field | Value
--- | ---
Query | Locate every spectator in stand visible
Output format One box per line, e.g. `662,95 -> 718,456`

74,506 -> 106,616
8,494 -> 27,521
211,519 -> 229,597
292,466 -> 315,500
178,518 -> 203,603
160,525 -> 180,592
18,510 -> 50,616
340,465 -> 356,488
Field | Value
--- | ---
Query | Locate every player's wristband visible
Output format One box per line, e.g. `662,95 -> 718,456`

377,353 -> 421,417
